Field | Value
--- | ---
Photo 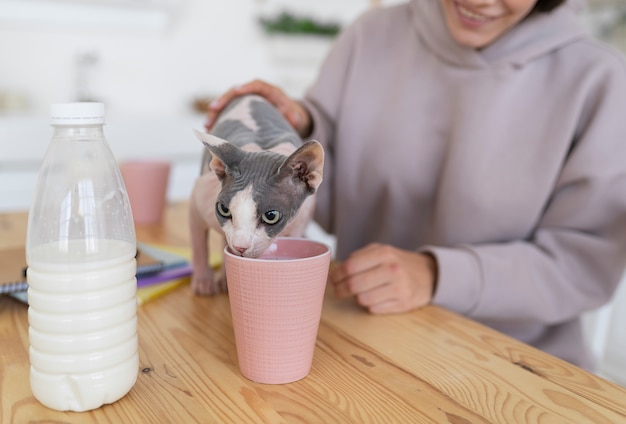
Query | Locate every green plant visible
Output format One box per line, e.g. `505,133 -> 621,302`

259,12 -> 341,37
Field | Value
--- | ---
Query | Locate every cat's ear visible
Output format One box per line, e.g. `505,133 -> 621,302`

193,129 -> 241,180
278,140 -> 324,193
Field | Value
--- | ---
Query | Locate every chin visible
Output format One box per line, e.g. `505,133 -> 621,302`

244,247 -> 270,258
447,23 -> 500,49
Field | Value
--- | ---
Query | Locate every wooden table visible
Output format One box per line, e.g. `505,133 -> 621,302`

2,203 -> 626,423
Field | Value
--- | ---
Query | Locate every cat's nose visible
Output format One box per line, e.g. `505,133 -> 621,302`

233,245 -> 247,254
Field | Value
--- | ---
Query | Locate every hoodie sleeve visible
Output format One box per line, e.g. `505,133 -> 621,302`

428,51 -> 626,324
299,12 -> 367,233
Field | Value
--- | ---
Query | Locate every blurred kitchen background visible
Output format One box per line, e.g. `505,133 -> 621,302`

1,0 -> 626,212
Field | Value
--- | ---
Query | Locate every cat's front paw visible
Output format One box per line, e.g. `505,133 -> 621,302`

191,272 -> 220,296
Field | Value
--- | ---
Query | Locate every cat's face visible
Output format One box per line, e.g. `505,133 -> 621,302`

195,131 -> 324,257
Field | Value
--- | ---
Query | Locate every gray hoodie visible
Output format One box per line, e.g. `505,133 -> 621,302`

303,0 -> 626,369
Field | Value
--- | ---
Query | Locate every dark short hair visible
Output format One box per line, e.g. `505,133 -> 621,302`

533,0 -> 567,13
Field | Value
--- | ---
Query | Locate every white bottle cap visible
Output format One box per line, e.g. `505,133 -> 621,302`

50,102 -> 105,125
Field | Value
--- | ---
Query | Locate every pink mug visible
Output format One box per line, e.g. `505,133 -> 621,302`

224,237 -> 331,384
120,160 -> 170,225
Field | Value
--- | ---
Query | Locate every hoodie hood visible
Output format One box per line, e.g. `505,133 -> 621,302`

410,0 -> 588,69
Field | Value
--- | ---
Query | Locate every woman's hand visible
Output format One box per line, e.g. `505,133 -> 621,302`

330,243 -> 438,314
205,79 -> 313,138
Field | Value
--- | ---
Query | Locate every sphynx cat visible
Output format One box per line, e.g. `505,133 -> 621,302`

189,94 -> 324,295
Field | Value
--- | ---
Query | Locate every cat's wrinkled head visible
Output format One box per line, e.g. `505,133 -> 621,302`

194,130 -> 324,257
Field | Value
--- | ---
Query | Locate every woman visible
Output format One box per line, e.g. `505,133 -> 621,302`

206,0 -> 626,369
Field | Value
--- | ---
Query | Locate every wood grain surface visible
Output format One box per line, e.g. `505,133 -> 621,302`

2,203 -> 625,423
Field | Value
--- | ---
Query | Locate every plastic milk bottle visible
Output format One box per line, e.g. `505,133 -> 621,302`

26,102 -> 138,411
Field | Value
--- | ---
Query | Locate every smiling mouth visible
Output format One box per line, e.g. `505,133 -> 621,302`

455,2 -> 491,23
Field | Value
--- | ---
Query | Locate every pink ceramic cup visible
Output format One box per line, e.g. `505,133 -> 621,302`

224,237 -> 331,384
120,160 -> 170,225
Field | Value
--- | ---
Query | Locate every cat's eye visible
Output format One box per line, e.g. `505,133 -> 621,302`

262,210 -> 282,225
216,202 -> 231,218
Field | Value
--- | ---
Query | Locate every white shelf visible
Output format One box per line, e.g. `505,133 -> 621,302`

0,0 -> 179,32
